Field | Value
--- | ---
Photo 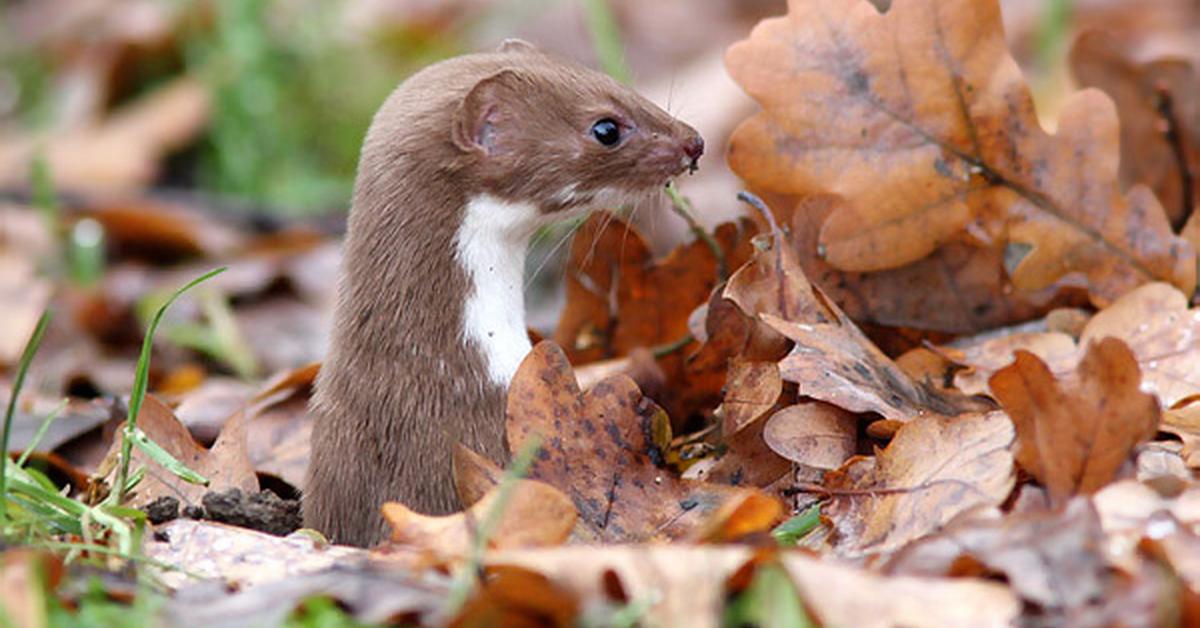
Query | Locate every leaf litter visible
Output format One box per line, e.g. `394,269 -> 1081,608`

5,0 -> 1200,625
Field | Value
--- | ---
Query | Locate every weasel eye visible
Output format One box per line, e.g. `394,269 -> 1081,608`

590,118 -> 621,147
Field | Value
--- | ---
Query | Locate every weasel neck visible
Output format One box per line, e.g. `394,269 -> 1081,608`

455,195 -> 538,387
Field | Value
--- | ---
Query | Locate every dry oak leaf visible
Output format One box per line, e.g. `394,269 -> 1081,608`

1071,29 -> 1200,228
382,479 -> 576,555
727,0 -> 1196,305
490,545 -> 1019,628
94,394 -> 258,508
1163,400 -> 1200,469
989,338 -> 1159,506
782,191 -> 1069,334
822,410 -> 1015,556
763,401 -> 858,471
886,497 -> 1107,613
953,283 -> 1200,408
553,214 -> 756,420
506,341 -> 746,542
734,233 -> 990,421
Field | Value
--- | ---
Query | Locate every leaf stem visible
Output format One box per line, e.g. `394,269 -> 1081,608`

667,181 -> 727,281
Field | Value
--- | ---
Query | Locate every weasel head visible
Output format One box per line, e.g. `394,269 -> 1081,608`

451,48 -> 704,219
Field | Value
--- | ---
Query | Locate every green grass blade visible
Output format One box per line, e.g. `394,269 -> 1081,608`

114,268 -> 226,504
128,427 -> 209,485
15,398 -> 68,467
0,310 -> 52,521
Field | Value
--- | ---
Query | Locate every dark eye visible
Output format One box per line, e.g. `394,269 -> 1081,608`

590,118 -> 621,147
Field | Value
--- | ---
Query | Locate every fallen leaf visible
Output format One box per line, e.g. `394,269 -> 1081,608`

164,561 -> 445,627
1071,29 -> 1199,227
490,545 -> 1020,628
453,444 -> 506,508
762,401 -> 858,470
690,490 -> 784,543
144,519 -> 368,591
720,359 -> 782,434
1163,400 -> 1200,469
95,395 -> 258,508
886,498 -> 1108,613
451,565 -> 579,627
822,411 -> 1015,556
382,480 -> 577,555
0,78 -> 210,193
990,338 -> 1160,505
553,214 -> 756,419
727,0 -> 1196,304
785,192 -> 1068,334
1,550 -> 61,628
505,341 -> 747,541
951,282 -> 1200,408
734,234 -> 991,420
1080,282 -> 1200,407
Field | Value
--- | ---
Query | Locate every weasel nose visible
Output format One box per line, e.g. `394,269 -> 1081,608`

683,136 -> 705,161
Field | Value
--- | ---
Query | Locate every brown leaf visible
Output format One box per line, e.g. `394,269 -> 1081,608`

727,0 -> 1196,305
886,498 -> 1107,612
1071,29 -> 1200,227
1163,400 -> 1200,469
490,545 -> 1019,628
990,338 -> 1159,505
785,192 -> 1066,334
451,565 -> 579,628
1080,282 -> 1200,407
690,490 -> 784,543
96,395 -> 258,508
1,550 -> 60,628
453,444 -> 505,508
144,519 -> 367,591
823,411 -> 1015,556
763,401 -> 858,470
505,342 -> 747,541
382,480 -> 577,555
736,235 -> 990,421
553,214 -> 756,419
0,78 -> 210,193
952,283 -> 1200,408
720,359 -> 782,434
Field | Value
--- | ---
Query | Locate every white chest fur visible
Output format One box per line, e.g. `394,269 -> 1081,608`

454,195 -> 539,387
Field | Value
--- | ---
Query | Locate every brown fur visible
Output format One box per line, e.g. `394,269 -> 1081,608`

303,42 -> 702,547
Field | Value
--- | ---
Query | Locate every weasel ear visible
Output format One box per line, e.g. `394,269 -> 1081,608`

497,38 -> 537,54
452,69 -> 523,155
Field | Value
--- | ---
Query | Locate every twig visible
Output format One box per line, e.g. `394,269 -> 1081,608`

667,182 -> 728,281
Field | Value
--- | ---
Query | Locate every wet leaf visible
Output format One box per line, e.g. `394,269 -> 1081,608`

990,338 -> 1160,505
953,283 -> 1200,408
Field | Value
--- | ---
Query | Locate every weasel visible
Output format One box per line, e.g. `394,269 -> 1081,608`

303,40 -> 704,547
